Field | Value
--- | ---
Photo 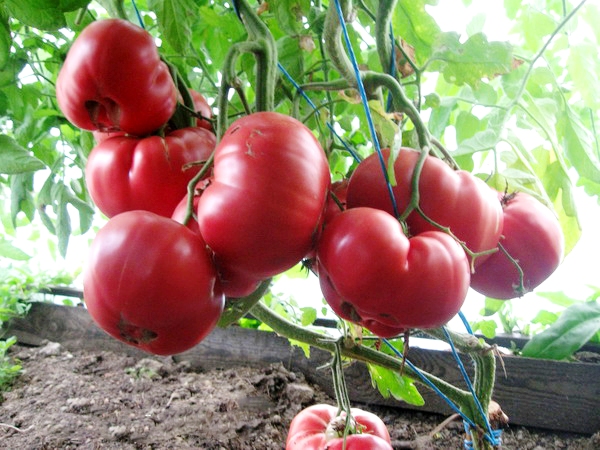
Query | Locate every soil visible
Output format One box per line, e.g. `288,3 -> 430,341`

1,342 -> 598,450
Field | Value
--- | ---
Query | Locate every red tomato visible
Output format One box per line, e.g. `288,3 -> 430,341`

317,208 -> 470,335
286,404 -> 392,450
346,148 -> 503,267
190,89 -> 213,131
470,191 -> 564,299
197,112 -> 330,284
83,211 -> 224,356
56,19 -> 177,136
86,126 -> 215,218
172,186 -> 263,299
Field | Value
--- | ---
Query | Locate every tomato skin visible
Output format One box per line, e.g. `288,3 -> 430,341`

83,211 -> 224,356
286,404 -> 392,450
470,191 -> 564,299
197,112 -> 330,282
346,148 -> 503,266
190,89 -> 213,131
56,19 -> 177,136
317,208 -> 470,335
86,126 -> 215,218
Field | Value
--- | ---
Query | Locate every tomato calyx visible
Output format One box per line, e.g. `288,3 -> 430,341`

324,415 -> 360,441
118,317 -> 158,345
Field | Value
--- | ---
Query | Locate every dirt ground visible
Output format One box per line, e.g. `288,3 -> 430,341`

0,342 -> 598,450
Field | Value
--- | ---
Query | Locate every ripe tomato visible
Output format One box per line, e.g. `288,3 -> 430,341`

86,126 -> 215,218
56,19 -> 177,136
470,191 -> 564,299
286,404 -> 392,450
197,112 -> 330,287
346,148 -> 503,267
190,89 -> 213,131
83,211 -> 224,356
317,208 -> 470,335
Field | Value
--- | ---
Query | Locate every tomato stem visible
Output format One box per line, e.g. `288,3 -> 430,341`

249,301 -> 474,407
374,0 -> 397,79
182,151 -> 214,226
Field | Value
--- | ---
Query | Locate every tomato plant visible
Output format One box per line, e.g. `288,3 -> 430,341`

317,207 -> 470,336
86,126 -> 215,218
347,149 -> 503,266
470,191 -> 565,299
56,19 -> 178,136
197,111 -> 330,296
83,210 -> 224,356
286,404 -> 392,450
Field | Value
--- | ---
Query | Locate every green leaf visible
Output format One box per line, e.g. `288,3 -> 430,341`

272,0 -> 309,35
0,239 -> 31,261
536,291 -> 579,308
367,363 -> 424,406
368,100 -> 399,150
4,0 -> 89,30
393,0 -> 441,65
149,0 -> 196,54
300,307 -> 317,326
558,106 -> 600,185
277,36 -> 304,83
521,302 -> 600,360
10,173 -> 35,225
519,6 -> 558,53
471,319 -> 497,339
0,12 -> 11,70
429,32 -> 514,87
0,135 -> 46,174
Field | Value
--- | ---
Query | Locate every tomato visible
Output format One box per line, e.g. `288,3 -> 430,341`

86,126 -> 215,218
317,207 -> 470,335
286,404 -> 392,450
346,148 -> 503,267
83,211 -> 224,356
171,186 -> 263,299
470,191 -> 564,299
197,112 -> 330,288
171,179 -> 211,235
190,89 -> 213,131
322,179 -> 349,228
56,19 -> 177,136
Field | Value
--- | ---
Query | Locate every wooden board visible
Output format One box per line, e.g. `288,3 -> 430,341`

5,302 -> 599,435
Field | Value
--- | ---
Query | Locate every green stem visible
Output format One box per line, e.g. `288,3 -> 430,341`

323,0 -> 356,83
249,301 -> 473,407
362,71 -> 430,149
425,328 -> 498,450
375,0 -> 397,76
182,151 -> 214,226
234,0 -> 277,112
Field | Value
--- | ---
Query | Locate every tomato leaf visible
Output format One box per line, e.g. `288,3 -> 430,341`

521,302 -> 600,360
271,0 -> 310,36
149,0 -> 195,54
300,307 -> 317,326
367,363 -> 424,406
0,135 -> 46,174
4,0 -> 89,30
0,239 -> 31,261
558,105 -> 600,185
429,32 -> 514,87
0,12 -> 11,70
393,0 -> 441,65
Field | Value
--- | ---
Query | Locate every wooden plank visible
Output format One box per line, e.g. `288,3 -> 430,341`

5,302 -> 599,434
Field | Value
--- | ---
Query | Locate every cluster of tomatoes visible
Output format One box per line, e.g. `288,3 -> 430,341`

56,19 -> 331,355
317,148 -> 564,337
56,18 -> 563,357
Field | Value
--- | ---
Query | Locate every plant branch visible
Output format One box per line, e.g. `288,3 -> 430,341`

249,301 -> 472,407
